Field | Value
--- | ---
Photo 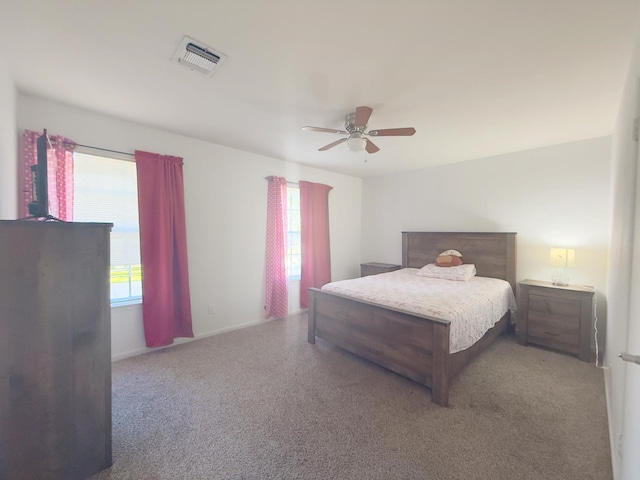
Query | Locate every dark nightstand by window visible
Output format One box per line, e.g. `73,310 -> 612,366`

360,262 -> 401,277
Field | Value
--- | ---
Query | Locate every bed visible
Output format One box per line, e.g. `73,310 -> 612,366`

307,231 -> 517,407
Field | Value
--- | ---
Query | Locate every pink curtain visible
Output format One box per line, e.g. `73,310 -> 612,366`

264,176 -> 289,319
20,130 -> 75,220
299,181 -> 333,308
135,150 -> 194,347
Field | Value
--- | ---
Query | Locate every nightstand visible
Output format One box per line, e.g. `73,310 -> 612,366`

360,262 -> 401,277
517,279 -> 595,362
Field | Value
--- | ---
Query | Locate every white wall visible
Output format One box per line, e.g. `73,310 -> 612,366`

362,137 -> 612,328
607,5 -> 640,478
0,54 -> 16,219
17,94 -> 362,360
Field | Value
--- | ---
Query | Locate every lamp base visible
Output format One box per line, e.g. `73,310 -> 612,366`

551,268 -> 569,287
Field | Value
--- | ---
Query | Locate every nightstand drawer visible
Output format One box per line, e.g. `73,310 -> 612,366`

528,311 -> 579,353
528,294 -> 581,318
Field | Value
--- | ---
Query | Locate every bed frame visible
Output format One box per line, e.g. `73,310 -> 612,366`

307,232 -> 517,407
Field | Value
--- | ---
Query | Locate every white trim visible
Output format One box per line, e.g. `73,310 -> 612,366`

111,298 -> 142,309
111,310 -> 309,362
604,366 -> 619,479
111,316 -> 268,361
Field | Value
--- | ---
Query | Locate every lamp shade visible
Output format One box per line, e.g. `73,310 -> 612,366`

549,248 -> 576,268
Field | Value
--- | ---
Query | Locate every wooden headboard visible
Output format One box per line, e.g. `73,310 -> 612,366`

402,232 -> 517,293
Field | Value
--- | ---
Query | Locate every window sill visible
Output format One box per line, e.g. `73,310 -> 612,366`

111,299 -> 142,309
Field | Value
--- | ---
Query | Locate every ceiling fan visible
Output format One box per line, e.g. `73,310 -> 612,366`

302,106 -> 416,154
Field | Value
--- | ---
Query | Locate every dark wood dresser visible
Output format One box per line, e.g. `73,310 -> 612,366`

360,262 -> 402,277
516,279 -> 595,362
0,220 -> 113,480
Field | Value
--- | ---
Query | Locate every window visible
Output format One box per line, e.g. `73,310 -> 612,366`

286,186 -> 301,279
73,152 -> 142,305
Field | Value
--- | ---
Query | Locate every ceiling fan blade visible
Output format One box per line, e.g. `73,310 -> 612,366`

318,137 -> 347,151
303,126 -> 348,134
367,127 -> 416,137
365,139 -> 380,154
354,106 -> 373,128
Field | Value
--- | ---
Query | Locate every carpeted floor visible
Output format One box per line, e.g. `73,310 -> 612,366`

91,313 -> 612,480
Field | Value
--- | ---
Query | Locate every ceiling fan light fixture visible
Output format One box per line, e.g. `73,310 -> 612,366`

347,136 -> 367,152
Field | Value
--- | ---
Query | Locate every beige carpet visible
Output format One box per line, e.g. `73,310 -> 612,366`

91,313 -> 611,480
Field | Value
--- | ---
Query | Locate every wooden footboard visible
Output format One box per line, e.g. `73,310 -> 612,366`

308,287 -> 453,406
308,288 -> 510,407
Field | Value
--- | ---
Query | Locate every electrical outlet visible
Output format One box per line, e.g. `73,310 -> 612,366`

617,433 -> 623,457
208,304 -> 215,315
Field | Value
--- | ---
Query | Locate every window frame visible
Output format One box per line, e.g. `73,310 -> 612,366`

73,147 -> 143,307
286,184 -> 301,281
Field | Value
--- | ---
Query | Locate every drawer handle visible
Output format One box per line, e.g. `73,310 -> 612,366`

543,331 -> 559,337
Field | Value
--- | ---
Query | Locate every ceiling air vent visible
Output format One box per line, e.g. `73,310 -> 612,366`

172,36 -> 227,77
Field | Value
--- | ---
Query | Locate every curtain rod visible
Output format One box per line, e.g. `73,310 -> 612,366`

63,141 -> 134,157
264,176 -> 298,187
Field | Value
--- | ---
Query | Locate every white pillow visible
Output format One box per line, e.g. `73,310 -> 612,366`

439,249 -> 462,257
416,263 -> 476,281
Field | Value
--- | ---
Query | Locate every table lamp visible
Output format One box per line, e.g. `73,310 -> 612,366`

549,247 -> 575,286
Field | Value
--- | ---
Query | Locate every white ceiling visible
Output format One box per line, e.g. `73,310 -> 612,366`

0,0 -> 638,177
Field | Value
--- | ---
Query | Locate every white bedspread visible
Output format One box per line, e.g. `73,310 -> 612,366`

321,268 -> 517,353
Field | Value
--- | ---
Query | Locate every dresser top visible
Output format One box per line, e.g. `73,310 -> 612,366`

0,220 -> 113,230
520,278 -> 595,293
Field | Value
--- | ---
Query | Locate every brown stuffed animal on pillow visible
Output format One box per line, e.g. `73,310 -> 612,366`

435,249 -> 463,267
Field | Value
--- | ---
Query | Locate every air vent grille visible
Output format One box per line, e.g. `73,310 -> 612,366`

172,36 -> 227,77
183,43 -> 220,71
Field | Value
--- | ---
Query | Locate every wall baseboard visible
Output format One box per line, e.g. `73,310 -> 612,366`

603,365 -> 619,479
111,309 -> 306,362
